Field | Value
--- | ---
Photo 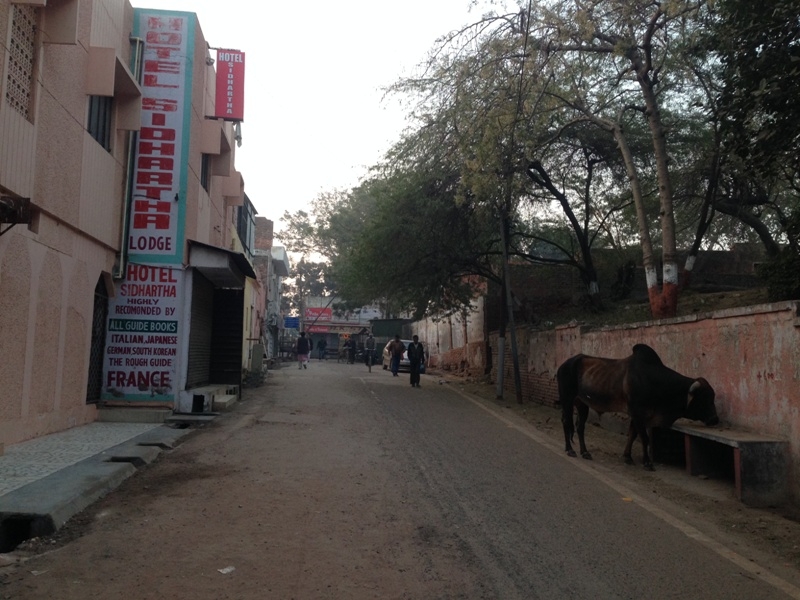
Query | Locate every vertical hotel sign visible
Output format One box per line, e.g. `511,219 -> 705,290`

101,10 -> 195,402
215,49 -> 245,121
128,11 -> 192,264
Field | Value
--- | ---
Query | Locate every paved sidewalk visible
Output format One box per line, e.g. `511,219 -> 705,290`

0,421 -> 195,551
0,423 -> 162,497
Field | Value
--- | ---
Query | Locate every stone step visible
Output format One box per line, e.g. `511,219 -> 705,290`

96,408 -> 173,424
165,413 -> 218,426
212,394 -> 238,412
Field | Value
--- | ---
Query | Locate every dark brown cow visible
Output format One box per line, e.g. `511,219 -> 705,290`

557,344 -> 719,470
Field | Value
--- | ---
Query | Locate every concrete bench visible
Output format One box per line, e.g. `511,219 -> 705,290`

212,394 -> 238,411
663,421 -> 788,507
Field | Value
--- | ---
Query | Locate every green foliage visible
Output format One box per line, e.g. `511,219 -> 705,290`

758,249 -> 800,302
712,0 -> 800,175
327,151 -> 501,318
276,205 -> 336,312
277,0 -> 800,322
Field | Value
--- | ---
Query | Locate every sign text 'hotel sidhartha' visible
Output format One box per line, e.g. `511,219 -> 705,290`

216,49 -> 245,121
129,14 -> 189,264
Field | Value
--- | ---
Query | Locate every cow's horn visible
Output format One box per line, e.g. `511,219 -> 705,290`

687,379 -> 702,406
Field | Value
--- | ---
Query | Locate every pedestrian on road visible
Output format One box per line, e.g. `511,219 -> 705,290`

407,335 -> 424,387
296,332 -> 311,369
387,335 -> 405,377
342,338 -> 353,364
364,333 -> 376,372
317,338 -> 327,361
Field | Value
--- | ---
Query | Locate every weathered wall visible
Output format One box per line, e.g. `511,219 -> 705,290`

0,0 -> 134,445
412,297 -> 487,376
482,302 -> 800,502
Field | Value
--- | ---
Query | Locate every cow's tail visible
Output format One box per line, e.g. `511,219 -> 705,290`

557,356 -> 580,443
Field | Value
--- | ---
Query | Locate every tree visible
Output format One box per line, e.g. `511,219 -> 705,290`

708,0 -> 800,298
525,0 -> 718,317
276,208 -> 334,314
523,121 -> 640,308
712,0 -> 800,177
322,142 -> 501,319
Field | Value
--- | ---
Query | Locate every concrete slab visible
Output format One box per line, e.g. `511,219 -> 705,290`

165,414 -> 218,426
103,444 -> 163,467
212,394 -> 237,411
0,422 -> 198,551
0,459 -> 137,545
132,425 -> 197,449
97,408 -> 173,423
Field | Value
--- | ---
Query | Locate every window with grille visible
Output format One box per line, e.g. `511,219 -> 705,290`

87,95 -> 113,151
5,5 -> 38,121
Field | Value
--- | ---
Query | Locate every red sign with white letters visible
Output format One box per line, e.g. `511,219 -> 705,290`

215,49 -> 245,121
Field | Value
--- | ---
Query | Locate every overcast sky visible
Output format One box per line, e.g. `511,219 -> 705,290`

130,0 -> 501,230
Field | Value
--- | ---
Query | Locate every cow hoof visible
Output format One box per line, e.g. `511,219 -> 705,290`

581,452 -> 593,460
644,464 -> 656,472
566,449 -> 577,457
623,456 -> 635,465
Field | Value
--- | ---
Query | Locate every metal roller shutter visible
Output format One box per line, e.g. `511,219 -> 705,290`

186,272 -> 214,388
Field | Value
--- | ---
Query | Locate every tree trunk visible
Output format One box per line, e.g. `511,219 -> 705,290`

500,210 -> 523,404
611,124 -> 667,316
714,202 -> 782,258
526,160 -> 603,309
629,46 -> 679,318
495,280 -> 506,400
682,152 -> 718,290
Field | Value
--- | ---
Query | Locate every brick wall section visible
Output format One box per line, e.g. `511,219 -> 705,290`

254,217 -> 273,251
476,302 -> 800,501
490,338 -> 559,407
437,342 -> 486,377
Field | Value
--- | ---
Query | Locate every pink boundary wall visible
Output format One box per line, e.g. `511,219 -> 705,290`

477,301 -> 799,503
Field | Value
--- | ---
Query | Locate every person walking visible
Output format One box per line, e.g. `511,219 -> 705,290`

317,338 -> 327,361
296,332 -> 311,370
407,335 -> 424,388
342,338 -> 353,364
387,335 -> 405,377
364,333 -> 376,372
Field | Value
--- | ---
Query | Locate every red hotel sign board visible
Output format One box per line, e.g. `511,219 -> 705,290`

215,49 -> 245,121
305,307 -> 332,322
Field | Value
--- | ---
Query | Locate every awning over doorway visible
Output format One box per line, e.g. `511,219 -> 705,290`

188,240 -> 256,288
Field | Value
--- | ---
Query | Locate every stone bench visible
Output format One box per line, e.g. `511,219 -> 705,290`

661,421 -> 788,507
212,394 -> 238,411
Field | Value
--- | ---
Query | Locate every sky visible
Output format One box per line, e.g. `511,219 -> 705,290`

130,0 -> 499,231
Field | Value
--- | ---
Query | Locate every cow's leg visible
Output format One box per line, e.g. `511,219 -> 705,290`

623,421 -> 636,465
575,402 -> 592,460
639,426 -> 655,471
561,402 -> 577,457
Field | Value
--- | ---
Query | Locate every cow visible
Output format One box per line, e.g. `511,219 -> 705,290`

556,344 -> 719,470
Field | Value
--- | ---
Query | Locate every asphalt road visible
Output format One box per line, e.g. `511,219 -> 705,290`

2,360 -> 800,599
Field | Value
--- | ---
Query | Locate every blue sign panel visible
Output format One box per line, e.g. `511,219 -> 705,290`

284,316 -> 300,329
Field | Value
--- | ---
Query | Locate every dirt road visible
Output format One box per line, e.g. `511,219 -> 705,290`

2,361 -> 800,599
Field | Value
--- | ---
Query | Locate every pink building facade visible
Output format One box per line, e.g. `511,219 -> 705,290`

0,1 -> 263,448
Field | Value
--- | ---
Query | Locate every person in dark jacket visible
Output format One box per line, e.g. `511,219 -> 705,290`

387,335 -> 405,376
364,333 -> 376,372
296,332 -> 311,369
407,335 -> 424,388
